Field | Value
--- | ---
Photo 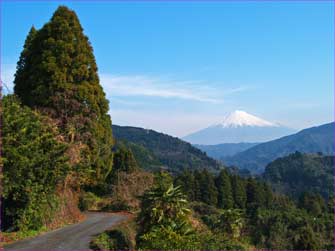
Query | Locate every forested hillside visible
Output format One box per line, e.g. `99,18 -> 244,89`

112,125 -> 223,173
264,152 -> 333,199
169,168 -> 333,250
223,122 -> 334,173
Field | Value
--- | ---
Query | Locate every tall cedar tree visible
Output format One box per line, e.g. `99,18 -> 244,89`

14,6 -> 114,184
174,170 -> 196,201
215,170 -> 234,209
231,175 -> 247,209
198,169 -> 218,206
246,178 -> 266,207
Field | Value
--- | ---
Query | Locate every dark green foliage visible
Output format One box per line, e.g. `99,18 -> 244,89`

298,192 -> 326,216
91,228 -> 133,251
85,145 -> 138,196
245,178 -> 267,217
112,125 -> 222,173
102,201 -> 132,212
138,172 -> 190,232
78,192 -> 101,211
198,169 -> 218,206
117,140 -> 162,171
251,207 -> 331,250
173,166 -> 333,250
13,26 -> 37,101
137,172 -> 196,249
2,95 -> 69,230
178,169 -> 219,204
174,170 -> 197,201
175,169 -> 271,211
264,152 -> 333,199
14,6 -> 114,184
138,222 -> 199,250
137,173 -> 249,250
231,175 -> 247,209
112,144 -> 139,174
215,170 -> 233,209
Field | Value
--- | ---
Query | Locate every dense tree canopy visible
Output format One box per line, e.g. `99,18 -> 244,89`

2,95 -> 69,230
215,170 -> 234,209
14,6 -> 114,184
263,152 -> 333,199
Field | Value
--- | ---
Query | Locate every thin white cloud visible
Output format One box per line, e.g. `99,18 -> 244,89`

100,74 -> 225,104
110,109 -> 224,137
0,65 -> 251,104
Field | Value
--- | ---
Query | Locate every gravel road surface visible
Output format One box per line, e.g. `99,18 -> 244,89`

4,212 -> 128,250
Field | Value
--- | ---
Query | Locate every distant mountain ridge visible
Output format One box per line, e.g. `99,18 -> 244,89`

112,125 -> 223,174
183,110 -> 295,144
223,122 -> 334,174
195,142 -> 259,159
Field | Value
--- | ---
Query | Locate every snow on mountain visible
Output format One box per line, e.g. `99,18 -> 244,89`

219,110 -> 277,128
183,111 -> 295,145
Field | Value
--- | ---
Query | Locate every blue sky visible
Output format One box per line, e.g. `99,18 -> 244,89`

1,1 -> 334,137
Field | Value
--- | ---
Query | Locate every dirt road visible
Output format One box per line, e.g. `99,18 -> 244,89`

4,212 -> 128,250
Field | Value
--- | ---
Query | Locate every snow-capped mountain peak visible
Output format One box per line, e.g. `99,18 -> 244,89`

183,110 -> 294,144
220,110 -> 277,128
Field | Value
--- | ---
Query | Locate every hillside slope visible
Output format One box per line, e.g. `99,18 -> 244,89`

112,125 -> 223,173
223,122 -> 334,173
263,152 -> 333,199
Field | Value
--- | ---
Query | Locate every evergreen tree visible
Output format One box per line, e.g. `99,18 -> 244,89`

246,178 -> 265,217
298,192 -> 325,216
246,178 -> 266,207
14,26 -> 37,102
215,170 -> 233,209
175,170 -> 196,201
199,169 -> 218,206
193,170 -> 202,202
13,6 -> 114,184
112,145 -> 139,173
263,182 -> 273,208
231,175 -> 246,209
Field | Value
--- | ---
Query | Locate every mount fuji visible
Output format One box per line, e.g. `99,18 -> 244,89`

183,110 -> 296,145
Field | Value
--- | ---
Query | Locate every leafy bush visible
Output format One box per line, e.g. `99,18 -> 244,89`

90,221 -> 136,250
91,230 -> 130,250
102,200 -> 132,212
3,95 -> 69,231
78,192 -> 101,211
139,223 -> 201,250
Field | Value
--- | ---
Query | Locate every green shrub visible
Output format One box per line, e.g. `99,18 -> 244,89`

102,200 -> 132,212
78,192 -> 101,211
3,95 -> 69,231
91,222 -> 136,251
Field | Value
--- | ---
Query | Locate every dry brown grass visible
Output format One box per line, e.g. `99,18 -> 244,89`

47,186 -> 84,229
111,170 -> 154,210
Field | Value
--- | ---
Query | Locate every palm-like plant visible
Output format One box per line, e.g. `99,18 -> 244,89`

138,173 -> 193,238
216,209 -> 244,239
145,183 -> 191,225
